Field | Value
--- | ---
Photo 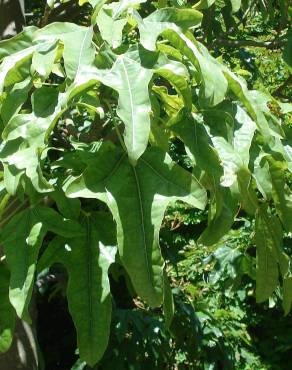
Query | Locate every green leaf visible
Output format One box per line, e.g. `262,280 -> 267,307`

230,0 -> 241,13
96,4 -> 128,48
223,71 -> 271,138
35,23 -> 95,80
153,85 -> 184,115
135,12 -> 227,107
3,165 -> 23,195
31,42 -> 58,79
169,110 -> 238,244
31,86 -> 59,117
153,52 -> 192,109
203,103 -> 258,214
170,111 -> 221,177
0,206 -> 84,322
103,54 -> 152,162
74,49 -> 153,162
283,27 -> 292,69
208,246 -> 242,283
51,190 -> 81,220
0,78 -> 32,124
252,149 -> 273,200
63,26 -> 95,80
267,154 -> 292,232
0,48 -> 33,93
163,270 -> 174,328
1,209 -> 46,322
65,144 -> 206,307
236,168 -> 258,215
199,187 -> 237,246
193,0 -> 215,10
255,207 -> 287,303
283,276 -> 292,315
0,262 -> 15,353
111,0 -> 147,19
203,103 -> 256,184
134,8 -> 202,51
33,206 -> 85,238
0,26 -> 37,61
70,45 -> 191,161
165,32 -> 228,106
38,214 -> 116,366
0,87 -> 66,191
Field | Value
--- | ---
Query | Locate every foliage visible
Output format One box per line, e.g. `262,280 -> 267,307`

0,0 -> 291,368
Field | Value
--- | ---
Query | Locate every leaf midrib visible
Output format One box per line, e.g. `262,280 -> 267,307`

85,218 -> 94,358
132,165 -> 152,293
75,28 -> 91,79
120,58 -> 136,152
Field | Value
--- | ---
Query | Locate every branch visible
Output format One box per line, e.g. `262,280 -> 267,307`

39,4 -> 51,27
208,38 -> 287,49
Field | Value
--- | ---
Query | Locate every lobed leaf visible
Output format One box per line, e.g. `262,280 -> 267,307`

38,214 -> 116,366
65,144 -> 206,307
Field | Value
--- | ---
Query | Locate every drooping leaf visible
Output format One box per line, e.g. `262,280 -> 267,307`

169,110 -> 238,244
38,214 -> 116,366
283,26 -> 292,69
252,148 -> 273,200
0,262 -> 15,353
165,31 -> 228,106
163,270 -> 174,328
1,209 -> 46,322
153,85 -> 184,116
223,71 -> 272,138
0,207 -> 84,322
203,103 -> 257,186
267,154 -> 292,232
134,8 -> 227,106
203,103 -> 258,214
283,276 -> 292,315
65,143 -> 207,307
199,187 -> 238,246
134,8 -> 203,51
153,52 -> 192,109
169,110 -> 222,180
255,207 -> 288,303
236,168 -> 258,215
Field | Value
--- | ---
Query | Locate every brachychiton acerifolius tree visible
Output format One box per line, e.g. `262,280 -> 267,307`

0,0 -> 291,366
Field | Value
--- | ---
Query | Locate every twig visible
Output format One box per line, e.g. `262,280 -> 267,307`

39,4 -> 52,28
104,99 -> 127,152
210,37 -> 287,49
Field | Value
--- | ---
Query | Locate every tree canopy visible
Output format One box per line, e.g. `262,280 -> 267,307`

0,1 -> 291,369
